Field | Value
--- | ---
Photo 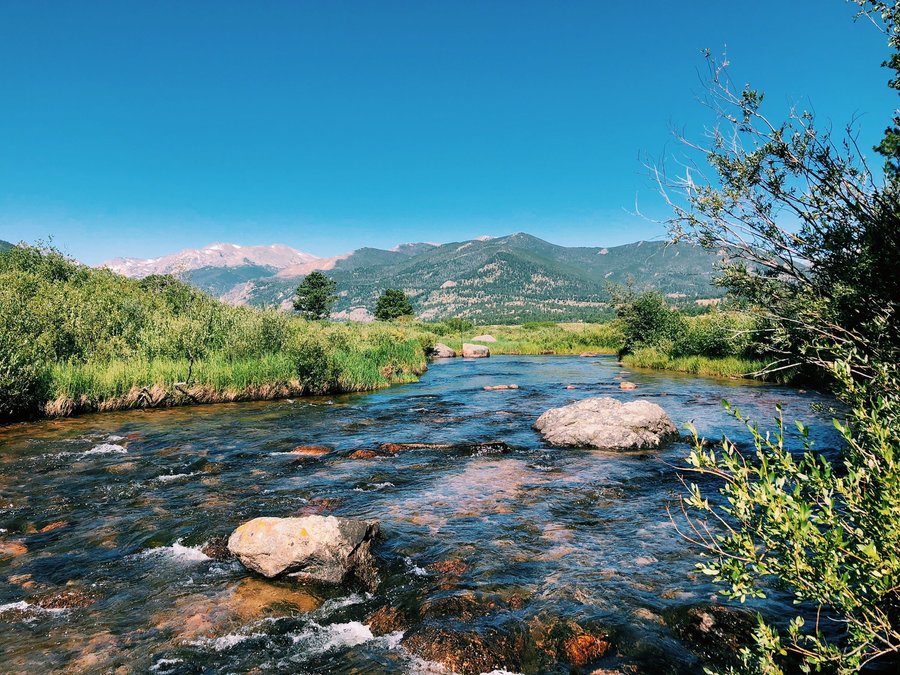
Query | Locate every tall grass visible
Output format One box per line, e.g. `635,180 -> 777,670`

421,322 -> 624,355
620,347 -> 777,380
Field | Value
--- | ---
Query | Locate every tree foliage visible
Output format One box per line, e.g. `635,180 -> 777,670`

292,270 -> 337,320
374,288 -> 414,321
659,2 -> 900,672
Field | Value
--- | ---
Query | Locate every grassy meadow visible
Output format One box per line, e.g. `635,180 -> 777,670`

0,245 -> 782,422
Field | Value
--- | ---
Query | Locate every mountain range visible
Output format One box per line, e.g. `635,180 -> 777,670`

97,233 -> 726,322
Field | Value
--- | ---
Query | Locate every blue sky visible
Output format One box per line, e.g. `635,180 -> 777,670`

0,1 -> 893,264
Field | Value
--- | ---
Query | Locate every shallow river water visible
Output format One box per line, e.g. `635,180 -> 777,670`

0,356 -> 842,673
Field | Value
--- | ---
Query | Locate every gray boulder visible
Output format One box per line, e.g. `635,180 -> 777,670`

534,397 -> 676,450
462,343 -> 490,358
227,515 -> 380,588
431,343 -> 457,358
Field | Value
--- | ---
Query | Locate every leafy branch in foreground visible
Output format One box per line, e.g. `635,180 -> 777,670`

678,360 -> 900,672
658,1 -> 900,671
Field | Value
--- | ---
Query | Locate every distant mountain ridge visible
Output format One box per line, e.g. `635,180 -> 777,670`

98,233 -> 726,322
101,242 -> 317,278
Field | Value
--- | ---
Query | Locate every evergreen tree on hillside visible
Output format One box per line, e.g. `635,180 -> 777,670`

374,288 -> 414,320
292,271 -> 337,320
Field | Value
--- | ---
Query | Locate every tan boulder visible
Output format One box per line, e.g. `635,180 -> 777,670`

534,397 -> 677,450
227,515 -> 380,587
462,343 -> 490,358
431,343 -> 457,358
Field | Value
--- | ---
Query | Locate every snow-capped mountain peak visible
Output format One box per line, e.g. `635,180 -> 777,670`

100,242 -> 319,278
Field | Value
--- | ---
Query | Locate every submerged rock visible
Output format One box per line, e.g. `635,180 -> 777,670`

665,603 -> 757,668
33,587 -> 95,610
431,343 -> 457,358
402,625 -> 526,674
227,515 -> 380,587
484,384 -> 519,391
366,605 -> 407,636
462,343 -> 490,358
619,381 -> 637,390
200,536 -> 232,561
290,445 -> 331,457
534,397 -> 677,449
349,449 -> 380,459
526,613 -> 613,669
380,442 -> 453,454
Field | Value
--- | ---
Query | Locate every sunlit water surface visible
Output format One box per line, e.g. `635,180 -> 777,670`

0,356 -> 841,673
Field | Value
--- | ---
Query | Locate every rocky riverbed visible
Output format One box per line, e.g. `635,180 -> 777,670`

0,356 -> 841,673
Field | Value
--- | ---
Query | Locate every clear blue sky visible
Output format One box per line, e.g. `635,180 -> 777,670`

0,1 -> 893,264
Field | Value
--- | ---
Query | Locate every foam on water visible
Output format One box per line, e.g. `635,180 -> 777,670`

0,601 -> 31,613
404,556 -> 428,576
290,620 -> 374,652
0,601 -> 67,621
139,539 -> 210,563
190,632 -> 264,651
149,658 -> 184,672
313,592 -> 370,618
82,443 -> 128,456
353,481 -> 395,492
153,472 -> 199,483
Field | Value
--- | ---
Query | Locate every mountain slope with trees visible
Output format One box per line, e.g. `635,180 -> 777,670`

244,234 -> 726,322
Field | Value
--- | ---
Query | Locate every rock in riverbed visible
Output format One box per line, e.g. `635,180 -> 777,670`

534,397 -> 677,449
431,343 -> 457,358
227,515 -> 380,588
462,343 -> 490,358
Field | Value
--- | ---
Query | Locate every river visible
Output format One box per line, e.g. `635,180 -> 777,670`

0,355 -> 841,673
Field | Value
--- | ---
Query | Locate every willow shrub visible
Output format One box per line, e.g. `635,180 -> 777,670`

683,360 -> 900,673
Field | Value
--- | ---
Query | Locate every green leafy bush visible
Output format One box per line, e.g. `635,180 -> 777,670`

617,291 -> 685,354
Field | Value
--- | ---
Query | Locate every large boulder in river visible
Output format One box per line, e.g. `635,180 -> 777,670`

462,343 -> 490,358
431,343 -> 457,358
227,515 -> 380,587
534,397 -> 677,450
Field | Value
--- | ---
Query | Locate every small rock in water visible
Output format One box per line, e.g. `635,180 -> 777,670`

562,632 -> 611,667
379,442 -> 453,454
34,587 -> 95,610
200,537 -> 233,561
565,385 -> 576,390
619,381 -> 637,390
0,540 -> 28,558
580,351 -> 603,357
366,605 -> 406,636
227,515 -> 380,588
402,625 -> 525,674
534,396 -> 677,450
664,603 -> 757,668
290,445 -> 331,457
427,559 -> 469,576
349,449 -> 379,459
431,343 -> 457,358
483,384 -> 519,391
462,343 -> 490,358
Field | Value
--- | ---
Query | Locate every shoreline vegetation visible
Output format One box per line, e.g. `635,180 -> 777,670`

0,245 -> 780,424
